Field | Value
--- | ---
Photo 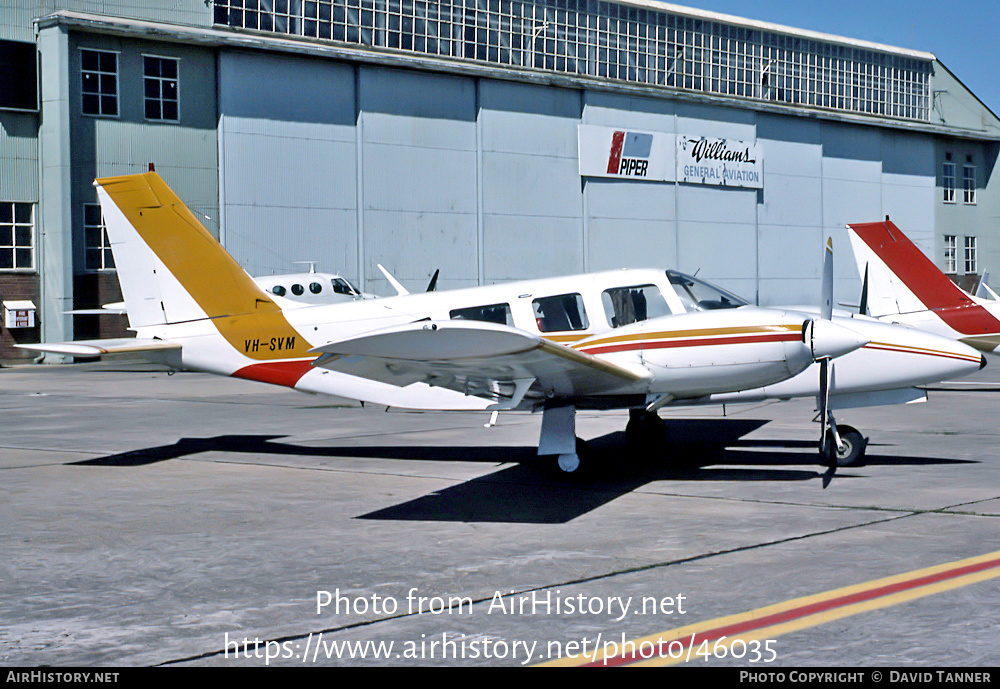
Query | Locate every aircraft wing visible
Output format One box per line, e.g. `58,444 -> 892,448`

309,320 -> 649,408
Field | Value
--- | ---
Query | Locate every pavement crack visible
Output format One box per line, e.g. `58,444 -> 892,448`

156,510 -> 919,666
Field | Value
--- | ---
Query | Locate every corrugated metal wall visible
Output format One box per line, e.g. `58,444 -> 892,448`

361,67 -> 479,291
216,52 -> 940,306
0,112 -> 38,203
218,52 -> 359,284
69,34 -> 219,271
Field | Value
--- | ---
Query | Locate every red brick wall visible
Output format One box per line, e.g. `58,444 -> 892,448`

73,273 -> 130,341
0,273 -> 132,363
0,274 -> 41,363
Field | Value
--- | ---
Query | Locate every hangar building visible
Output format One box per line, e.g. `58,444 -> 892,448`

1,1 -> 998,361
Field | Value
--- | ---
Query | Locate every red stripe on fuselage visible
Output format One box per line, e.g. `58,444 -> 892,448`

580,332 -> 800,356
232,359 -> 314,387
850,221 -> 1000,336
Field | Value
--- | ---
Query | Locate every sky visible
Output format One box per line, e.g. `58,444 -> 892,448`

667,0 -> 1000,117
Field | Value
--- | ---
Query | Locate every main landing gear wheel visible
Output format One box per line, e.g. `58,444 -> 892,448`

822,424 -> 867,467
625,409 -> 667,452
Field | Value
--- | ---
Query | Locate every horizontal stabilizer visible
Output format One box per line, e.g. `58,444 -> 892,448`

64,301 -> 127,316
17,338 -> 181,359
310,320 -> 648,406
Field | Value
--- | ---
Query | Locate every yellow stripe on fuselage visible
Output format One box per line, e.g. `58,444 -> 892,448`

575,323 -> 802,350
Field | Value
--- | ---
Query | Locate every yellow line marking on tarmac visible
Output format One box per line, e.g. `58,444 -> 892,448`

541,549 -> 1000,667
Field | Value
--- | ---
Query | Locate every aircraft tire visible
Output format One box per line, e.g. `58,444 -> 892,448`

625,410 -> 667,454
823,425 -> 867,467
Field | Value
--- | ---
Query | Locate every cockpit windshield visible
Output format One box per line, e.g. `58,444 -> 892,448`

667,270 -> 749,311
331,277 -> 362,296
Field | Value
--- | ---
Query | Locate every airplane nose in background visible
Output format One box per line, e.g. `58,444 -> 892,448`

981,354 -> 988,370
808,319 -> 871,360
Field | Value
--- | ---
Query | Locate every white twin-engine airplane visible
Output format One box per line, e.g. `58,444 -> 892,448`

847,219 -> 1000,354
24,172 -> 985,475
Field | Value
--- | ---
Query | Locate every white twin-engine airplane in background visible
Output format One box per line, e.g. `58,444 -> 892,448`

23,172 -> 985,476
71,265 -> 372,315
847,219 -> 1000,354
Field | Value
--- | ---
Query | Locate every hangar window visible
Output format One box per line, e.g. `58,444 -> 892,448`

963,164 -> 976,205
450,303 -> 514,326
965,236 -> 977,274
942,161 -> 956,203
943,235 -> 956,273
0,40 -> 37,111
80,49 -> 118,117
143,55 -> 179,121
602,285 -> 671,327
0,202 -> 34,271
83,204 -> 114,271
532,294 -> 589,332
213,0 -> 931,122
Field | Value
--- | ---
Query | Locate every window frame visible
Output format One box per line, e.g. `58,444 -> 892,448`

964,236 -> 977,274
942,161 -> 956,204
79,48 -> 119,118
83,203 -> 115,272
943,234 -> 957,273
449,302 -> 514,327
963,164 -> 976,205
0,202 -> 35,272
601,284 -> 672,328
0,40 -> 39,112
142,53 -> 180,122
532,293 -> 590,333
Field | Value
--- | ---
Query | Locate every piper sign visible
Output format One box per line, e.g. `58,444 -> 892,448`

578,125 -> 675,181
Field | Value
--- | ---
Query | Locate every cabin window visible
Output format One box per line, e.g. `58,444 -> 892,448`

450,303 -> 513,326
271,285 -> 286,296
532,293 -> 589,332
602,284 -> 671,327
309,282 -> 323,294
291,283 -> 304,296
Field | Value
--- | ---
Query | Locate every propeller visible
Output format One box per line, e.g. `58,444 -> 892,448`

816,238 -> 842,480
821,238 -> 834,320
859,263 -> 869,316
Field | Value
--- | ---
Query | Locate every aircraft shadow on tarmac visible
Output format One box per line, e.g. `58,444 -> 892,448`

70,419 -> 977,524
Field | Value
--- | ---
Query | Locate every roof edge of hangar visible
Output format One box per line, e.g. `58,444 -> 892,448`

35,9 -> 1000,142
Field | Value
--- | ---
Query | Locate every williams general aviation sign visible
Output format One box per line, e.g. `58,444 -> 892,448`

578,125 -> 763,189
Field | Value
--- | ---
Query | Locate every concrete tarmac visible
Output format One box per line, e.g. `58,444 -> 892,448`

1,360 -> 998,667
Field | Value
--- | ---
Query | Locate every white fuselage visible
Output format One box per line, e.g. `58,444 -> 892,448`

139,268 -> 983,411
